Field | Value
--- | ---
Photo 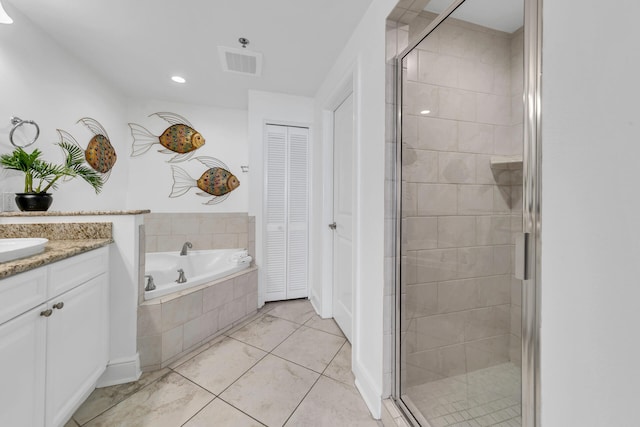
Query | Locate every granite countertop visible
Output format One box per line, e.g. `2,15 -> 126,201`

0,210 -> 150,217
0,239 -> 113,279
0,222 -> 114,279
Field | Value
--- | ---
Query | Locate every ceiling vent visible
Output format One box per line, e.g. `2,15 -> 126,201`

218,46 -> 263,77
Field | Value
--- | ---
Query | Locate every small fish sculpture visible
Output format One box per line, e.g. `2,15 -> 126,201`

129,112 -> 205,163
57,118 -> 117,181
170,157 -> 240,205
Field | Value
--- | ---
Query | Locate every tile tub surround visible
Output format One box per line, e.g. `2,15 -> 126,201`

137,267 -> 259,371
72,300 -> 380,427
0,222 -> 113,278
144,212 -> 255,258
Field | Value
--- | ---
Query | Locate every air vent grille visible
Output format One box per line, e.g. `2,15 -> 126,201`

218,46 -> 263,77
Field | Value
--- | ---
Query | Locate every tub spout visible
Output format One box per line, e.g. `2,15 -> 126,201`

145,275 -> 156,291
180,241 -> 193,256
176,268 -> 187,283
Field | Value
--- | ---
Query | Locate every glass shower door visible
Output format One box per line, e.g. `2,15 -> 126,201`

397,1 -> 527,425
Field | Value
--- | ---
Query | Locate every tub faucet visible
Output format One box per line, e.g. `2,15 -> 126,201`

176,269 -> 187,283
180,241 -> 193,256
145,275 -> 156,291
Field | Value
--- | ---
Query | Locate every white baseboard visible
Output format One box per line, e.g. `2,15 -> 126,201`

96,354 -> 142,388
353,359 -> 382,419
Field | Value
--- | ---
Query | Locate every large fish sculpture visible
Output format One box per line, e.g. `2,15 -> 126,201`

57,117 -> 117,181
128,112 -> 205,163
170,157 -> 240,205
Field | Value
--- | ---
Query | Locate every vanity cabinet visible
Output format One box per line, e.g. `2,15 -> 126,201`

0,247 -> 109,427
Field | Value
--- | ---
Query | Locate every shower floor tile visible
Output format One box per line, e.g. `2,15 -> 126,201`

71,299 -> 381,427
404,363 -> 522,427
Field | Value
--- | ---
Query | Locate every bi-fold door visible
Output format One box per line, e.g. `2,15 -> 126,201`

264,124 -> 309,301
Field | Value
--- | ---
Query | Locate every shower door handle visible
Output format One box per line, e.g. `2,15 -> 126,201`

515,232 -> 530,280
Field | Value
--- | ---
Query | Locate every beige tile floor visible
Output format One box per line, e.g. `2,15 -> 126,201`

68,299 -> 382,427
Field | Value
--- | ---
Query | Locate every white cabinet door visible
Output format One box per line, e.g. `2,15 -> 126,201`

45,274 -> 108,427
0,304 -> 47,427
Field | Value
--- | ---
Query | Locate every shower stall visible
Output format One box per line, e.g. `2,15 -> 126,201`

392,0 -> 541,426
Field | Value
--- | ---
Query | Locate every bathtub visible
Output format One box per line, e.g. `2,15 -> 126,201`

144,248 -> 252,300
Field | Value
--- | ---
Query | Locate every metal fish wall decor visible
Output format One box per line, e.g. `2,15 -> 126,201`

57,117 -> 117,182
129,112 -> 205,163
170,157 -> 240,205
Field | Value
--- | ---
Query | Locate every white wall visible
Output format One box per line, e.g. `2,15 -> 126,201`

541,2 -> 640,425
314,0 -> 397,418
247,90 -> 314,306
125,99 -> 248,213
0,5 -> 128,211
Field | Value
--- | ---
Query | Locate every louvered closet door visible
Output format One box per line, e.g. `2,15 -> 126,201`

264,124 -> 309,301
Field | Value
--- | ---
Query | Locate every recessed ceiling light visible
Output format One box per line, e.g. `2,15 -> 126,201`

171,76 -> 186,84
420,110 -> 431,115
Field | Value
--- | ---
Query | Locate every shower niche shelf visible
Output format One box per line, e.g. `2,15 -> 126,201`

490,155 -> 523,170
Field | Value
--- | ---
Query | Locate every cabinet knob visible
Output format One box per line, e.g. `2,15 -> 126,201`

40,309 -> 53,317
53,302 -> 64,310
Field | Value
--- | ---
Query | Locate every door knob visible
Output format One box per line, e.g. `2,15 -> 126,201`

53,302 -> 64,310
40,309 -> 53,317
328,222 -> 337,230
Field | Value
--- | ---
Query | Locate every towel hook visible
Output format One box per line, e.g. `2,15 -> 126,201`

9,116 -> 40,148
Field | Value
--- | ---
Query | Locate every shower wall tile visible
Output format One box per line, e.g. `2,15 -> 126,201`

417,184 -> 457,216
476,215 -> 511,246
402,114 -> 418,148
404,82 -> 439,117
402,183 -> 417,217
437,87 -> 476,122
416,312 -> 467,351
464,305 -> 510,341
403,217 -> 438,250
437,216 -> 476,248
465,335 -> 510,372
438,152 -> 476,184
405,344 -> 467,385
476,93 -> 511,126
418,50 -> 459,87
458,185 -> 494,214
511,305 -> 522,337
511,278 -> 522,307
406,283 -> 438,318
406,50 -> 418,82
417,116 -> 458,152
494,186 -> 512,213
493,245 -> 513,275
458,246 -> 494,279
477,275 -> 511,307
437,279 -> 478,313
458,122 -> 493,154
458,58 -> 494,93
402,149 -> 438,182
415,248 -> 458,283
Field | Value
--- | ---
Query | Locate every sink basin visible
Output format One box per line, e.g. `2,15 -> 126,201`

0,238 -> 49,263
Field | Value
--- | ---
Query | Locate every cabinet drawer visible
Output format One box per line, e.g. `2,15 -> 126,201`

48,247 -> 108,297
0,268 -> 47,325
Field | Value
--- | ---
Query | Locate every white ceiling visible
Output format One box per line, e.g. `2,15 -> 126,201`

7,0 -> 375,109
425,0 -> 523,33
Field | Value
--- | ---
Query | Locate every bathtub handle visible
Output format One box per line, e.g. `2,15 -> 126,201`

176,269 -> 187,284
145,275 -> 156,291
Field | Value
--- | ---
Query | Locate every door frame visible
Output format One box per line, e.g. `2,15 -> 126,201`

392,0 -> 542,426
319,67 -> 357,320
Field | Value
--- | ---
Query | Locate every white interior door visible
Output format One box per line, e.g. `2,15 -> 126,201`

332,93 -> 354,342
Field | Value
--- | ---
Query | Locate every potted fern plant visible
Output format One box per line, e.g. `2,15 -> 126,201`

0,142 -> 104,211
